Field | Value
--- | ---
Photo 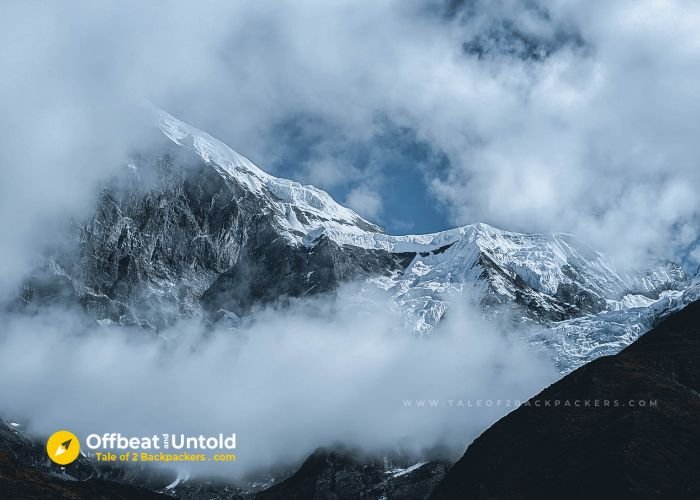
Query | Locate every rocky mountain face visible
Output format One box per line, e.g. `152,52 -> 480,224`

0,419 -> 174,499
431,299 -> 700,500
15,110 -> 694,371
254,449 -> 447,500
0,420 -> 445,500
18,136 -> 404,331
0,459 -> 166,500
369,224 -> 696,370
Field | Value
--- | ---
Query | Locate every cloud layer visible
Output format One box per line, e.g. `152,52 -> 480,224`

0,286 -> 556,477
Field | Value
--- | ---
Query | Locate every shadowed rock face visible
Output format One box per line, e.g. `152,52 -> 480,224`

0,419 -> 174,500
201,233 -> 405,318
431,299 -> 700,500
256,448 -> 448,500
16,138 -> 404,330
1,420 -> 446,500
0,460 -> 167,500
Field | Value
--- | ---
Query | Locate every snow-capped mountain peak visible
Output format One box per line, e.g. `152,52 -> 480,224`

17,108 -> 694,375
158,110 -> 383,242
154,110 -> 692,371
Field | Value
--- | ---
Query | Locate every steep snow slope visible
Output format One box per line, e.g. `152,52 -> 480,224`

369,224 -> 685,324
159,111 -> 470,253
546,279 -> 700,369
159,111 -> 383,239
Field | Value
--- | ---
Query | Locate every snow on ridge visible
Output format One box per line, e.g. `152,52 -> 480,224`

156,109 -> 688,301
157,110 -> 381,234
302,223 -> 470,252
156,109 -> 605,260
155,108 -> 693,371
157,110 -> 548,254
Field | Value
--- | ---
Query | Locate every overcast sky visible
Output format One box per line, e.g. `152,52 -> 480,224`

1,0 -> 699,287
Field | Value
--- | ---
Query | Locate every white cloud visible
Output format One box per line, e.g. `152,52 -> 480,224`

0,286 -> 556,477
303,158 -> 361,190
423,1 -> 700,267
345,186 -> 384,220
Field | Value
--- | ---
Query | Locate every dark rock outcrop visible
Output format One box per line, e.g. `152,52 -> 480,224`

0,421 -> 171,499
0,417 -> 184,498
256,448 -> 447,500
431,299 -> 700,499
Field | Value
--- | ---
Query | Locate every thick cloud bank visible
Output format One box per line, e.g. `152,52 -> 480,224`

0,285 -> 556,476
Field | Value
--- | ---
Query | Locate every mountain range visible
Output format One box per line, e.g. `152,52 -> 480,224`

15,110 -> 699,372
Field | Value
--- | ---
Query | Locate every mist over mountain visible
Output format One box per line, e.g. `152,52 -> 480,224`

2,110 -> 698,493
13,111 -> 696,370
2,1 -> 700,498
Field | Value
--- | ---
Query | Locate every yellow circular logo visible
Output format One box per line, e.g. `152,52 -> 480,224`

46,430 -> 80,465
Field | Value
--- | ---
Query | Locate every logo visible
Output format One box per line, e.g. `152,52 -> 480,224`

46,430 -> 81,465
